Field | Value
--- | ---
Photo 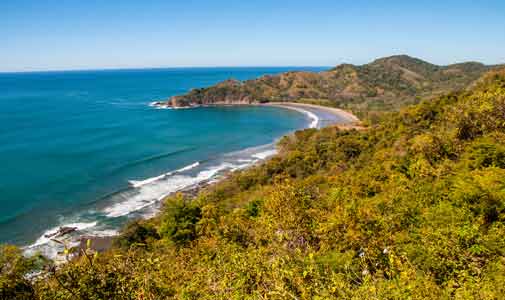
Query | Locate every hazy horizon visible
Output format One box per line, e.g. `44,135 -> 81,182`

2,55 -> 504,75
0,65 -> 332,74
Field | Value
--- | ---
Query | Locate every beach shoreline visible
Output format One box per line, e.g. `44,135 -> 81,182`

29,102 -> 360,261
151,101 -> 360,126
263,102 -> 360,127
266,102 -> 360,121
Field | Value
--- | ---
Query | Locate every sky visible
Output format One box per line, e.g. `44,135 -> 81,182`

1,0 -> 504,72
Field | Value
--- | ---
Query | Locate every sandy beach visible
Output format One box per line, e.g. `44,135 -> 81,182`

264,102 -> 360,127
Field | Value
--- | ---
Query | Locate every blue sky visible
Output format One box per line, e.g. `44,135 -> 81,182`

1,0 -> 504,72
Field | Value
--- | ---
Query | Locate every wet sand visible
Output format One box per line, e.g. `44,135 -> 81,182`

264,102 -> 360,127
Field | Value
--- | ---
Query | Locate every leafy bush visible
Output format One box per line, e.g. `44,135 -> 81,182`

0,245 -> 38,300
114,220 -> 160,249
159,195 -> 202,245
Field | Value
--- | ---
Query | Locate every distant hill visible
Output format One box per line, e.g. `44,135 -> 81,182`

164,55 -> 503,116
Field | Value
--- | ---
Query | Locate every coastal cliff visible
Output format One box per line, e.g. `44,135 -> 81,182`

156,55 -> 502,115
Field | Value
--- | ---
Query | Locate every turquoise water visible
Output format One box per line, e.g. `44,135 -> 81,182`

0,67 -> 325,256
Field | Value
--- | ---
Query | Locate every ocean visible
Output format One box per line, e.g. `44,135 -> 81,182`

0,67 -> 326,258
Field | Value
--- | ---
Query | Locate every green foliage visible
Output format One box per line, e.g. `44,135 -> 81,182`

36,248 -> 174,300
113,220 -> 160,249
245,198 -> 262,218
159,195 -> 202,245
170,55 -> 503,117
466,136 -> 505,169
0,245 -> 38,300
5,69 -> 505,299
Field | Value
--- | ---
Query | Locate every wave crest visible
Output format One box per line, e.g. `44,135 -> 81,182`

105,162 -> 232,218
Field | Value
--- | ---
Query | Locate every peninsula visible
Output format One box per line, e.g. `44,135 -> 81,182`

152,55 -> 503,117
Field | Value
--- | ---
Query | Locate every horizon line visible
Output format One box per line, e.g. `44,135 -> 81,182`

2,55 -> 503,74
0,65 -> 332,75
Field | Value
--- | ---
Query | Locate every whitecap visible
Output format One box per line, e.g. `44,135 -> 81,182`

252,149 -> 278,160
128,162 -> 200,188
104,162 -> 233,218
236,158 -> 254,163
176,161 -> 200,172
291,107 -> 319,128
23,221 -> 99,261
129,173 -> 167,188
305,110 -> 319,128
105,175 -> 194,217
272,104 -> 320,128
149,101 -> 173,109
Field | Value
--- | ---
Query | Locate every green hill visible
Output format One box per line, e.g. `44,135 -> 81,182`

2,68 -> 505,300
166,55 -> 501,118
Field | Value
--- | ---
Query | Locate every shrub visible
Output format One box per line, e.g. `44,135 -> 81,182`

159,195 -> 202,245
114,220 -> 160,249
0,245 -> 37,300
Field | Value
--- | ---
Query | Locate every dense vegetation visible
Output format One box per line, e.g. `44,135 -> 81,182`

2,69 -> 505,299
169,55 -> 502,118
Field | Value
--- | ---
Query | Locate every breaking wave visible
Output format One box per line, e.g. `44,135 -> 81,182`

128,162 -> 200,188
24,142 -> 278,260
22,103 -> 321,261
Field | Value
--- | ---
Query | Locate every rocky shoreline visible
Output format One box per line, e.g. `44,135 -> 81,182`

76,178 -> 214,256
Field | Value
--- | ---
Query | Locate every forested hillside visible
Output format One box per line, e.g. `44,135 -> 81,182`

2,69 -> 505,299
166,55 -> 501,118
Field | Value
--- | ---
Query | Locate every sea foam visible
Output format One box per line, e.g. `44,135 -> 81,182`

128,162 -> 200,188
104,162 -> 232,218
306,110 -> 319,128
252,149 -> 278,159
28,221 -> 98,249
24,221 -> 99,261
24,143 -> 277,261
292,107 -> 319,128
23,143 -> 279,260
273,104 -> 320,128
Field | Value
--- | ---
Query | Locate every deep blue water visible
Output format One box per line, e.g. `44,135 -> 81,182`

0,67 -> 325,256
